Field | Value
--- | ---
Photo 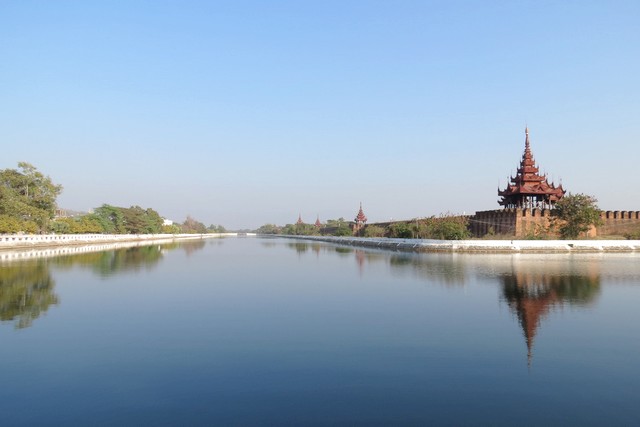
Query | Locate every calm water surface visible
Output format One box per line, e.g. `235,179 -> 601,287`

1,237 -> 639,426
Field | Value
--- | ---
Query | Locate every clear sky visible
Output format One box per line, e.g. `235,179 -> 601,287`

2,1 -> 639,229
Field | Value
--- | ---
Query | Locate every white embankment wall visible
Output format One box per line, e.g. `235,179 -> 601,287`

0,233 -> 239,249
279,235 -> 640,253
0,233 -> 243,263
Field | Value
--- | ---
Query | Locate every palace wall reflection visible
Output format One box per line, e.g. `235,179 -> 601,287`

283,241 -> 633,363
0,240 -> 207,329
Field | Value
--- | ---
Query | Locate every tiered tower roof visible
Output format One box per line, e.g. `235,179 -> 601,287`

354,203 -> 367,224
314,216 -> 322,227
498,128 -> 565,209
296,214 -> 304,225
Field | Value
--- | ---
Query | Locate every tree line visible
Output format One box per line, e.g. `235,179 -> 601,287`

257,194 -> 609,241
0,162 -> 225,235
257,215 -> 472,240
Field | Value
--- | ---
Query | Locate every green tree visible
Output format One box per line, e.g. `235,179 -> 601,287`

256,224 -> 281,234
93,204 -> 126,234
51,215 -> 104,234
121,206 -> 163,234
295,223 -> 320,236
551,193 -> 603,239
162,224 -> 182,234
387,222 -> 412,238
75,215 -> 104,233
207,224 -> 227,233
0,162 -> 62,231
326,218 -> 347,227
363,225 -> 385,237
332,224 -> 352,236
430,215 -> 471,240
0,215 -> 23,234
182,216 -> 207,234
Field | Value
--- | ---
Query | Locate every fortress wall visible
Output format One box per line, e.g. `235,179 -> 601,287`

516,208 -> 556,237
470,209 -> 640,238
598,211 -> 640,236
469,210 -> 517,236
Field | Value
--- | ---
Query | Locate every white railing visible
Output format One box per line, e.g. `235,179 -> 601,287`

0,233 -> 210,248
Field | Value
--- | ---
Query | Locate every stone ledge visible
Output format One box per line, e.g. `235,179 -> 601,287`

275,235 -> 640,253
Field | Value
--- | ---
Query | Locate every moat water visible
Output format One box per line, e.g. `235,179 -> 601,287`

1,237 -> 639,426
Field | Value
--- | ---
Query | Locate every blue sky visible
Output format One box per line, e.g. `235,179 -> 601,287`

2,1 -> 639,229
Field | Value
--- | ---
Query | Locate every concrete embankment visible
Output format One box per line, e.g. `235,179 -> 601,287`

0,233 -> 254,263
0,233 -> 234,250
278,235 -> 640,253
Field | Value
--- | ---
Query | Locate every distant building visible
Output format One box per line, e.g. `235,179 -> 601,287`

353,203 -> 368,235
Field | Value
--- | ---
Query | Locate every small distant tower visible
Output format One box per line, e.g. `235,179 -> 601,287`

314,215 -> 322,228
353,203 -> 368,235
296,214 -> 304,225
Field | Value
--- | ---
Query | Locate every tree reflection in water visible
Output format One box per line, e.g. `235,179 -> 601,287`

0,240 -> 207,329
0,261 -> 58,329
389,253 -> 467,286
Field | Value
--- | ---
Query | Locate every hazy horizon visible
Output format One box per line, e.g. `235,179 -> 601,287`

3,1 -> 639,229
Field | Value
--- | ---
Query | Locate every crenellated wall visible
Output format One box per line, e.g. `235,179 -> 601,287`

469,209 -> 640,238
469,209 -> 518,237
516,208 -> 556,237
598,211 -> 640,236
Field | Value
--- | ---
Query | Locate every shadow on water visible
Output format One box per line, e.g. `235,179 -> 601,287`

0,240 -> 206,329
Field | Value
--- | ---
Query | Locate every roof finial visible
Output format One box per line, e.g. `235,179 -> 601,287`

355,202 -> 367,224
525,125 -> 530,149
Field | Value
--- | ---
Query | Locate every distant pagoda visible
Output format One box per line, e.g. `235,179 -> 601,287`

314,215 -> 322,228
296,214 -> 304,225
354,203 -> 367,233
498,128 -> 565,209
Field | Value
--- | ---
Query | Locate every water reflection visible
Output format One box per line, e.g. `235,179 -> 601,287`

48,245 -> 165,278
0,240 -> 206,329
388,253 -> 467,286
499,264 -> 600,365
289,242 -> 311,254
0,261 -> 58,329
283,241 -> 609,364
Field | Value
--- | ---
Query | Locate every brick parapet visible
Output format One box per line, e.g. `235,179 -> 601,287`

469,209 -> 640,238
598,210 -> 640,236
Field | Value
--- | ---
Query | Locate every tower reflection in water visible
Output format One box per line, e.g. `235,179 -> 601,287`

285,243 -> 604,365
499,259 -> 600,365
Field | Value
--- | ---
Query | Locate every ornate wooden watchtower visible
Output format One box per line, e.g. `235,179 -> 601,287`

353,203 -> 368,234
498,127 -> 565,209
